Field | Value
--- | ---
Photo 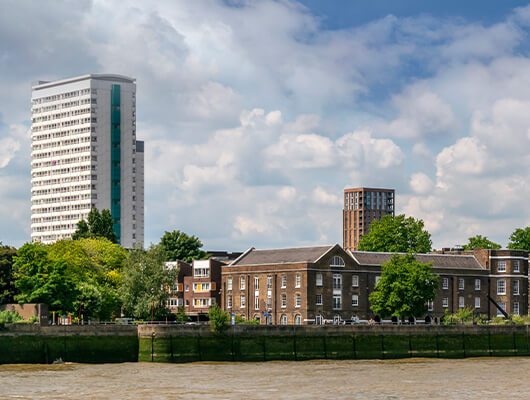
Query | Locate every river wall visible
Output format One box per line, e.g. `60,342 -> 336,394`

137,325 -> 530,363
1,324 -> 529,364
0,325 -> 138,364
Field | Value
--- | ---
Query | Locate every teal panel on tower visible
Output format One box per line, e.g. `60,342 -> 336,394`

110,84 -> 121,243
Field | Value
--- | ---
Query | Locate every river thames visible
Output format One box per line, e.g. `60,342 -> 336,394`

0,358 -> 528,399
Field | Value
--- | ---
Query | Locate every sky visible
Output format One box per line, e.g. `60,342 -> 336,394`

1,0 -> 529,250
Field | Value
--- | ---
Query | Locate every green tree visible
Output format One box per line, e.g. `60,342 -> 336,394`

462,235 -> 501,250
0,245 -> 17,304
369,254 -> 439,319
159,230 -> 208,262
208,304 -> 229,334
120,245 -> 177,320
358,214 -> 432,253
13,243 -> 79,312
72,208 -> 117,243
507,226 -> 530,251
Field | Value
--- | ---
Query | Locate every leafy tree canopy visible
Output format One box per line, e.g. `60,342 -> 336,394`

0,245 -> 17,304
12,238 -> 126,320
507,226 -> 530,251
120,245 -> 177,320
72,208 -> 117,243
462,235 -> 501,250
369,254 -> 439,318
159,230 -> 208,262
358,214 -> 432,253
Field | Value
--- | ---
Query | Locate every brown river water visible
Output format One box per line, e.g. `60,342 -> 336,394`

0,358 -> 528,399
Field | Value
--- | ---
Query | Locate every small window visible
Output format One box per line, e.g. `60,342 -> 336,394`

514,280 -> 520,295
295,293 -> 301,308
375,276 -> 381,285
227,277 -> 232,291
227,295 -> 232,309
294,314 -> 302,325
497,280 -> 506,295
497,302 -> 506,317
352,295 -> 359,307
316,273 -> 323,286
513,302 -> 520,316
254,276 -> 259,290
427,301 -> 433,311
240,276 -> 245,290
281,294 -> 287,308
497,260 -> 506,272
442,277 -> 449,290
475,279 -> 481,291
316,294 -> 322,305
280,315 -> 288,325
458,279 -> 464,290
458,296 -> 465,308
295,274 -> 301,288
330,256 -> 345,267
475,297 -> 480,309
240,295 -> 245,308
254,295 -> 259,310
442,297 -> 448,308
352,275 -> 359,287
332,295 -> 341,310
281,275 -> 287,288
513,260 -> 520,273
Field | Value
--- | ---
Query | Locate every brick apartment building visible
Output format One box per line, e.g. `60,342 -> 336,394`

220,245 -> 529,325
166,258 -> 225,320
343,188 -> 394,251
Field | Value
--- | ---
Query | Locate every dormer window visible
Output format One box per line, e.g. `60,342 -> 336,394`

330,256 -> 345,267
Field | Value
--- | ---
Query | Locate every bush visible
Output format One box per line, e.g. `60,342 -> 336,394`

208,305 -> 229,334
0,310 -> 24,324
234,315 -> 259,325
442,307 -> 483,325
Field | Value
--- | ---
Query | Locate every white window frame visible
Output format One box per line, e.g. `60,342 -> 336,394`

316,273 -> 323,287
475,279 -> 481,291
330,255 -> 345,267
458,278 -> 464,290
316,294 -> 322,306
332,295 -> 342,310
240,295 -> 246,308
458,296 -> 465,308
442,277 -> 449,290
352,275 -> 359,287
281,275 -> 287,289
333,274 -> 342,290
375,276 -> 381,285
254,276 -> 259,290
352,295 -> 359,307
295,293 -> 301,308
513,302 -> 520,316
295,274 -> 301,288
475,297 -> 480,309
442,297 -> 448,308
254,295 -> 259,310
497,260 -> 506,272
281,294 -> 287,308
427,301 -> 433,311
294,314 -> 302,325
227,277 -> 232,291
514,280 -> 520,296
497,280 -> 506,295
497,302 -> 506,317
227,295 -> 232,309
280,315 -> 288,325
513,260 -> 520,273
240,276 -> 245,290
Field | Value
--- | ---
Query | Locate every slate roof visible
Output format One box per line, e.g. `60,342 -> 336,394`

229,245 -> 336,266
349,251 -> 484,270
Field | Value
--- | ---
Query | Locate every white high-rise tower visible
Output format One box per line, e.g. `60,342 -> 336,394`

30,74 -> 144,248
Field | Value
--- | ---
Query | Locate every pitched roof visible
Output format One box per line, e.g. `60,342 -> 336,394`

349,251 -> 484,270
229,245 -> 336,266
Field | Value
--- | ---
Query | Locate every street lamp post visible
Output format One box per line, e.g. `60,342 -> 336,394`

151,287 -> 155,325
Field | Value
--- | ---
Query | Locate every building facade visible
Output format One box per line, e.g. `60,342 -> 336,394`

30,74 -> 144,248
221,245 -> 529,325
343,187 -> 394,251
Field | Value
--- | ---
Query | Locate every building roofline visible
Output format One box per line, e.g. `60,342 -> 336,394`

228,247 -> 255,266
32,74 -> 136,90
343,187 -> 395,192
313,244 -> 341,263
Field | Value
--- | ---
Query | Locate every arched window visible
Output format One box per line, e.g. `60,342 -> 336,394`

330,256 -> 345,267
280,314 -> 288,325
315,314 -> 323,325
294,314 -> 302,325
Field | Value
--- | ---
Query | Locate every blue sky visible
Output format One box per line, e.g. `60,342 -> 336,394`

0,0 -> 529,250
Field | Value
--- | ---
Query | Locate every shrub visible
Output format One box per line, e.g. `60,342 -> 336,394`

208,305 -> 229,334
442,307 -> 481,325
234,315 -> 259,325
0,310 -> 24,324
